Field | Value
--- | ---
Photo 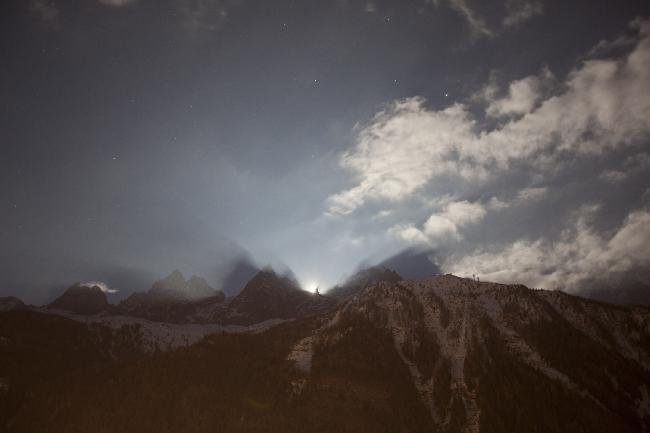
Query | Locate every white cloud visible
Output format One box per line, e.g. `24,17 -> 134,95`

485,68 -> 554,117
423,200 -> 486,240
328,99 -> 478,215
600,170 -> 627,183
429,0 -> 542,37
488,186 -> 547,210
441,200 -> 486,225
503,0 -> 543,28
372,209 -> 394,220
430,0 -> 491,36
390,200 -> 486,246
516,186 -> 547,202
328,20 -> 650,215
447,209 -> 650,291
81,281 -> 118,293
30,0 -> 60,25
389,224 -> 430,246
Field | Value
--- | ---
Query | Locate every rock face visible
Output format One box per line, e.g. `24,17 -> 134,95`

327,266 -> 403,301
48,284 -> 109,315
224,269 -> 336,325
116,271 -> 225,323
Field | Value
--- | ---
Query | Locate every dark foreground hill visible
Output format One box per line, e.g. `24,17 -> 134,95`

1,275 -> 649,433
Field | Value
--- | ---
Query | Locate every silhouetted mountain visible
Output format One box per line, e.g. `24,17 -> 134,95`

379,248 -> 441,279
116,271 -> 225,323
147,270 -> 217,300
110,268 -> 334,325
224,268 -> 335,325
220,255 -> 260,297
328,266 -> 402,301
4,274 -> 649,433
47,283 -> 109,315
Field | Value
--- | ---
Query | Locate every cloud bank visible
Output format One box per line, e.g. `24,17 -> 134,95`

328,18 -> 650,292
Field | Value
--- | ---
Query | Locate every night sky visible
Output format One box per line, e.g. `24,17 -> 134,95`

2,0 -> 650,304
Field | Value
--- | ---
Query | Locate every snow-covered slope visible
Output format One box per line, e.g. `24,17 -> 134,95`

44,308 -> 284,353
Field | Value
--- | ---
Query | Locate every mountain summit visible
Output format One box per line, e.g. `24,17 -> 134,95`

224,268 -> 335,325
47,283 -> 109,315
116,271 -> 225,322
148,270 -> 219,301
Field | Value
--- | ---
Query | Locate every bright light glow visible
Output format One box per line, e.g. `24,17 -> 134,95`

305,281 -> 319,293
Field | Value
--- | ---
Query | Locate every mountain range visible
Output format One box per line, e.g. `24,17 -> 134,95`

0,266 -> 649,432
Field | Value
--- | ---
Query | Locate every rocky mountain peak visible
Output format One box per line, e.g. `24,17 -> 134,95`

47,283 -> 109,315
149,271 -> 219,301
224,268 -> 334,325
241,268 -> 301,294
